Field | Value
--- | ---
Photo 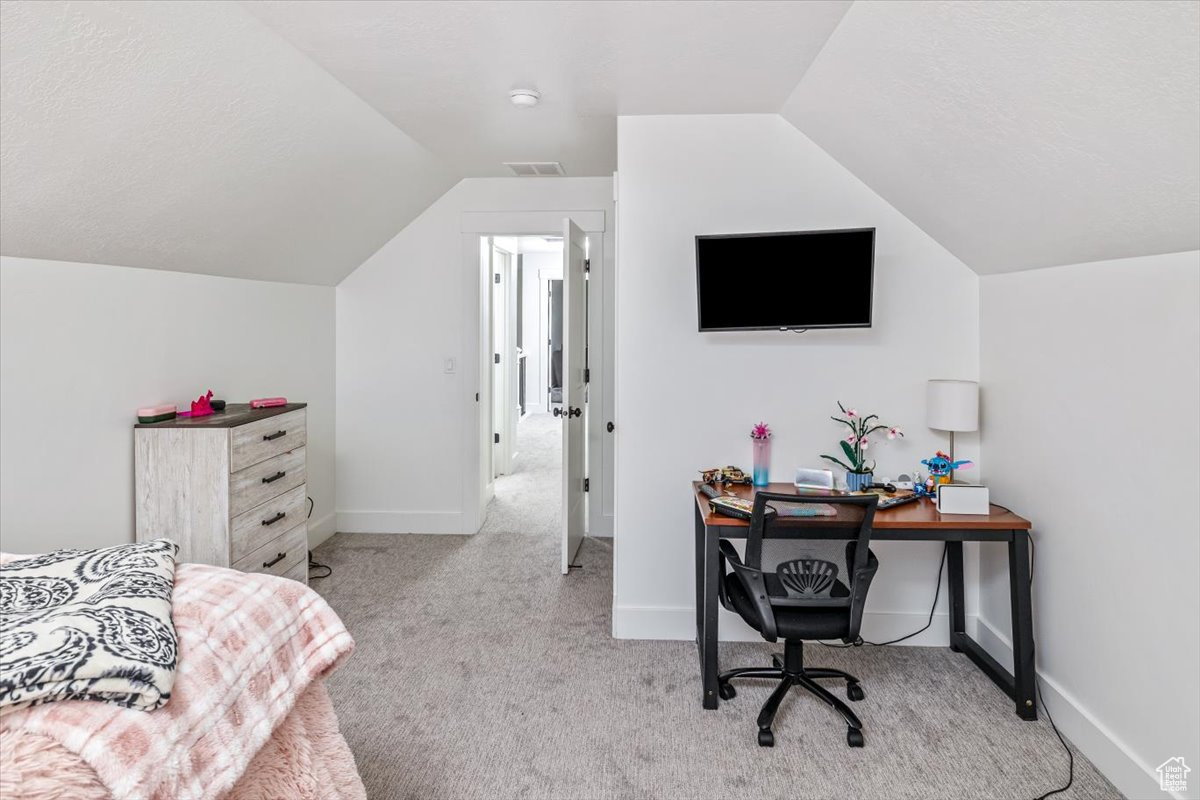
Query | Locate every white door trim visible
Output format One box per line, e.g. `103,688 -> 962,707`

459,210 -> 610,538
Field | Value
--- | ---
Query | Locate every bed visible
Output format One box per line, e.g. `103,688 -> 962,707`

0,554 -> 365,800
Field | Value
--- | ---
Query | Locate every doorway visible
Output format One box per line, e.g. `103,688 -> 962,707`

478,222 -> 591,573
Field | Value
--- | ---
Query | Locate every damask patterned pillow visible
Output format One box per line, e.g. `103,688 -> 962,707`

0,539 -> 179,715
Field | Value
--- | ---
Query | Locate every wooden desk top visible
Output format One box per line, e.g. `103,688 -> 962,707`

693,481 -> 1031,531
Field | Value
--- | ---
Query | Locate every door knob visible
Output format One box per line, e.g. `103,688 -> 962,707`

553,407 -> 563,417
569,406 -> 582,418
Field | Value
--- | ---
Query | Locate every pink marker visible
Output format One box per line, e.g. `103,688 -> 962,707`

250,397 -> 287,409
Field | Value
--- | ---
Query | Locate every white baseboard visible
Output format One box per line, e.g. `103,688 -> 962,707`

307,513 -> 337,549
336,510 -> 468,535
975,616 -> 1178,800
612,604 -> 964,647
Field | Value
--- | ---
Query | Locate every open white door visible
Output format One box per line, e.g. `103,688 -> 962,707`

560,219 -> 587,573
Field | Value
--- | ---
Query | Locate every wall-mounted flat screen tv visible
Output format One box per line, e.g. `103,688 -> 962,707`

695,228 -> 875,331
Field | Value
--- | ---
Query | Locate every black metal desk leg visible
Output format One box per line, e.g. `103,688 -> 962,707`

694,506 -> 705,633
947,542 -> 966,652
1008,532 -> 1037,720
701,526 -> 721,709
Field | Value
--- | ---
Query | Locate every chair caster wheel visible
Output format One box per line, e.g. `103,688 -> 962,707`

847,682 -> 865,701
718,682 -> 737,700
758,729 -> 775,747
847,728 -> 864,748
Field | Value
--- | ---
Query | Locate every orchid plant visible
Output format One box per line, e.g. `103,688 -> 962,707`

750,422 -> 772,440
820,402 -> 903,475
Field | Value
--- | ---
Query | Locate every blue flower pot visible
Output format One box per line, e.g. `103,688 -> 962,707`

846,471 -> 873,492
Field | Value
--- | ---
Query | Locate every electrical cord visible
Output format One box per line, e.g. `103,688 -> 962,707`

817,543 -> 947,648
1029,534 -> 1073,800
810,532 -> 1070,799
305,496 -> 332,579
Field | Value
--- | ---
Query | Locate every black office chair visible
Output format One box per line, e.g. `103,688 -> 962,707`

717,491 -> 880,748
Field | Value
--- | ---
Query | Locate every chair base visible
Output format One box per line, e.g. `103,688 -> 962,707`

718,639 -> 866,748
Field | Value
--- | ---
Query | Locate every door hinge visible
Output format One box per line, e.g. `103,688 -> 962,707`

494,353 -> 500,364
494,273 -> 501,284
584,259 -> 590,273
584,368 -> 590,383
494,433 -> 500,444
583,478 -> 589,492
475,393 -> 479,402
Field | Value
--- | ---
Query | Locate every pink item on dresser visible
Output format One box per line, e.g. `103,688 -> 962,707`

0,560 -> 357,800
190,390 -> 215,417
250,396 -> 287,409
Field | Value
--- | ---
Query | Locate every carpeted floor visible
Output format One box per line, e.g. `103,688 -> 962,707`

311,415 -> 1121,800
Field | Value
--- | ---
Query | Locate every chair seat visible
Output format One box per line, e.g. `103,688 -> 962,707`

726,574 -> 852,640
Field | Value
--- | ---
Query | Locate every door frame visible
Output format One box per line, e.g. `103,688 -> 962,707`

459,210 -> 611,537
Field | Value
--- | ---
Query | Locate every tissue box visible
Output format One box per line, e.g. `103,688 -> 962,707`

936,484 -> 990,515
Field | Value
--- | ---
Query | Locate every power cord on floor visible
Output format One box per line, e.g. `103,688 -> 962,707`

811,535 -> 1071,800
817,543 -> 947,648
306,496 -> 332,579
1030,535 -> 1073,800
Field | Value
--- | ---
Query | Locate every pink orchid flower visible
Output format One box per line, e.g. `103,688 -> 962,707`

859,437 -> 869,450
846,434 -> 858,445
845,408 -> 859,419
887,427 -> 904,439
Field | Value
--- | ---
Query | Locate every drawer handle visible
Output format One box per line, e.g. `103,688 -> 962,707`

263,430 -> 287,441
263,552 -> 287,568
262,471 -> 286,484
262,511 -> 286,527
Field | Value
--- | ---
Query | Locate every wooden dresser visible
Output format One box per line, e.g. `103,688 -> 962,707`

135,403 -> 308,583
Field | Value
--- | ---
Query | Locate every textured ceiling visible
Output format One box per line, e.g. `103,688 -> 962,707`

242,0 -> 852,178
0,1 -> 455,285
782,0 -> 1200,274
3,0 -> 1195,284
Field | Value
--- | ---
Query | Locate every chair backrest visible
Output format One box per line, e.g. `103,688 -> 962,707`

745,491 -> 879,608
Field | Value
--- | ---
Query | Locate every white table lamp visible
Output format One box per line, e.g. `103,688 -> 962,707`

926,380 -> 979,479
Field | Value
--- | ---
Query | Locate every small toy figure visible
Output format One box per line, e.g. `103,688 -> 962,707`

915,451 -> 972,496
699,466 -> 752,486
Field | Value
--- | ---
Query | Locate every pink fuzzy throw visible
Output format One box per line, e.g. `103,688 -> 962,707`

0,561 -> 356,800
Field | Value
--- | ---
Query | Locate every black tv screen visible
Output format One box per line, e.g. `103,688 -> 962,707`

695,228 -> 875,331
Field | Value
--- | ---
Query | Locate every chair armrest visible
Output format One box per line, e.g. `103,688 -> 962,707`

718,540 -> 778,642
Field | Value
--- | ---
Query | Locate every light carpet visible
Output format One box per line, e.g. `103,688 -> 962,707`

312,414 -> 1120,800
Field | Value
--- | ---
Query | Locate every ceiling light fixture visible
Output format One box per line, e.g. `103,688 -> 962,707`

509,89 -> 541,108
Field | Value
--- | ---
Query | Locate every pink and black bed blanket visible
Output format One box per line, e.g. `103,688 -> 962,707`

0,546 -> 363,800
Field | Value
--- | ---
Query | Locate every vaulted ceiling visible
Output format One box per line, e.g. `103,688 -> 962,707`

782,0 -> 1200,274
1,0 -> 1196,284
242,0 -> 851,178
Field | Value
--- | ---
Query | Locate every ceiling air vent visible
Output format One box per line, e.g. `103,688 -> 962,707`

504,161 -> 566,177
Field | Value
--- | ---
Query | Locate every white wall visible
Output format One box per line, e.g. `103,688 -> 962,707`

519,250 -> 560,415
0,257 -> 336,554
336,177 -> 614,535
614,114 -> 981,641
979,250 -> 1200,800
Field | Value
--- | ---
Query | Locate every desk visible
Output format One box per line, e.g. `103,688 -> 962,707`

693,482 -> 1037,720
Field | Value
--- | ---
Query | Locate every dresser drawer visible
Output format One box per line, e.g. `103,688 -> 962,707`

230,447 -> 306,517
232,521 -> 307,578
279,559 -> 308,583
230,484 -> 307,563
231,409 -> 307,472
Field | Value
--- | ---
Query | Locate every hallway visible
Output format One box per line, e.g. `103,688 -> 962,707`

479,412 -> 561,537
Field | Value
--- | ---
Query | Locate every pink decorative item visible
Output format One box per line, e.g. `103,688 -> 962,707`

190,390 -> 215,418
136,404 -> 177,424
750,422 -> 772,486
251,397 -> 288,409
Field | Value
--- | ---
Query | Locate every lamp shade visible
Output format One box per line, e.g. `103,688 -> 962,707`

926,380 -> 979,432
